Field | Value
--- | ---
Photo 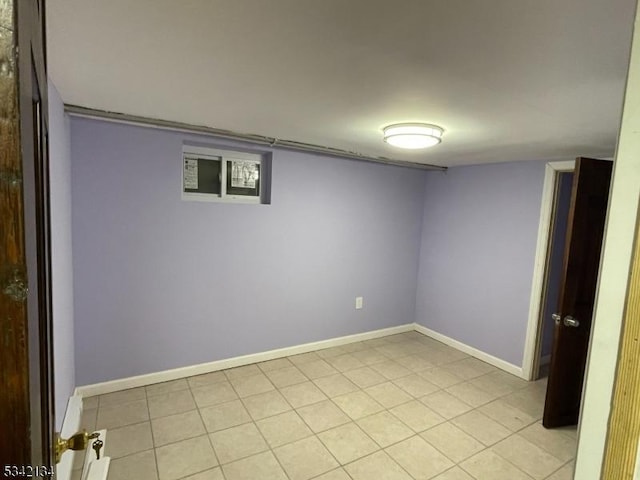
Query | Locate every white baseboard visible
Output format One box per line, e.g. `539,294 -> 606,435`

81,429 -> 109,480
413,324 -> 525,378
56,395 -> 83,480
75,322 -> 528,397
56,397 -> 110,480
75,324 -> 415,397
86,458 -> 110,480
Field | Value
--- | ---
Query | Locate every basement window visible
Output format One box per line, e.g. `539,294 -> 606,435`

182,145 -> 267,204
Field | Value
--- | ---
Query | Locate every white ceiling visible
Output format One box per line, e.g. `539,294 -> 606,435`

47,0 -> 637,167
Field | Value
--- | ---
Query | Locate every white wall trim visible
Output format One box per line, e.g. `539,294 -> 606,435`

575,7 -> 640,475
75,324 -> 414,396
522,160 -> 576,380
81,430 -> 109,480
86,458 -> 110,480
55,395 -> 83,480
56,398 -> 110,480
75,322 -> 532,398
413,324 -> 524,378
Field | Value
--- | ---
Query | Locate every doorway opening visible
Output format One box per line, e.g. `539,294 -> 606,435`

522,160 -> 576,381
534,171 -> 574,379
524,158 -> 613,429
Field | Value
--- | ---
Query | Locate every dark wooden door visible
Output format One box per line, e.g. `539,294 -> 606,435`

0,0 -> 55,471
543,157 -> 613,428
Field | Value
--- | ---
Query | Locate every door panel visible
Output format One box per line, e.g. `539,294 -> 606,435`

0,0 -> 54,468
0,0 -> 30,464
543,157 -> 613,428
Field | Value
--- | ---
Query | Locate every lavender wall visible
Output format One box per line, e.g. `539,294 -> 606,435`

71,118 -> 427,385
540,172 -> 574,358
415,161 -> 546,367
49,84 -> 75,427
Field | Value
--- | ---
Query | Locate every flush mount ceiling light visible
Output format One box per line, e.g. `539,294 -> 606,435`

383,123 -> 444,149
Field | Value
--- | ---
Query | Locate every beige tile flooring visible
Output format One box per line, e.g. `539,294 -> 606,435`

75,332 -> 577,480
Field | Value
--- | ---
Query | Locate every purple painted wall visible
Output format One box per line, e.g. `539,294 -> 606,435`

71,118 -> 427,385
415,161 -> 546,366
49,84 -> 75,427
540,172 -> 574,358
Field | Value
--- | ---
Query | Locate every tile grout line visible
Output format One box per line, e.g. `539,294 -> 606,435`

194,389 -> 222,476
542,457 -> 575,480
221,366 -> 309,480
99,334 -> 572,480
143,386 -> 161,480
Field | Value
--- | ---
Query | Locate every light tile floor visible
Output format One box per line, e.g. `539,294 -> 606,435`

74,332 -> 576,480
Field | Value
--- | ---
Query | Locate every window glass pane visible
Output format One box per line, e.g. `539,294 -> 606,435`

226,160 -> 260,197
184,156 -> 221,194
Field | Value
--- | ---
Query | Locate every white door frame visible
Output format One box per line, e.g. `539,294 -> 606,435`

522,160 -> 576,381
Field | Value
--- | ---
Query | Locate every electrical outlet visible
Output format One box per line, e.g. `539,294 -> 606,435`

355,296 -> 363,309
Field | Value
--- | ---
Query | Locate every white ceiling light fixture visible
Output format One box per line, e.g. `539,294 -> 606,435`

383,123 -> 444,149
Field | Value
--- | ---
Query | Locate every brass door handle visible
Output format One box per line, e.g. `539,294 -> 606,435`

55,430 -> 100,464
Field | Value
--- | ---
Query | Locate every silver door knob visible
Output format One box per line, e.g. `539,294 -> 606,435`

563,316 -> 580,328
552,313 -> 562,325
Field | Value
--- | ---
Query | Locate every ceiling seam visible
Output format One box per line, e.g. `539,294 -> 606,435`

63,104 -> 447,172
